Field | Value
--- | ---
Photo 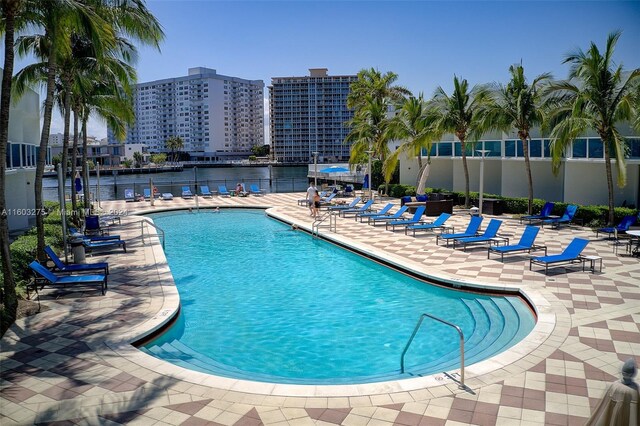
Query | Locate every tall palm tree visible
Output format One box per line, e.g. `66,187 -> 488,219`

429,76 -> 489,208
346,68 -> 410,193
546,31 -> 640,225
385,94 -> 435,193
13,0 -> 112,260
483,64 -> 551,214
75,58 -> 135,213
0,0 -> 25,330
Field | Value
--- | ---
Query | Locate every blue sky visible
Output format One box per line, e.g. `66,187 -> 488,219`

21,0 -> 640,138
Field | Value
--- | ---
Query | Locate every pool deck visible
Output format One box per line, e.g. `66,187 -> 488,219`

1,193 -> 639,425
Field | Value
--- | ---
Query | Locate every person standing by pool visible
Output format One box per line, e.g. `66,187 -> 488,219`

306,181 -> 317,216
312,189 -> 321,217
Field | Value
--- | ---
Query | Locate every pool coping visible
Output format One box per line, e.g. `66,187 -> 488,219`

104,206 -> 569,398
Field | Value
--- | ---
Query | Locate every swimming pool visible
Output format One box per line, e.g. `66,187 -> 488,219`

140,209 -> 535,384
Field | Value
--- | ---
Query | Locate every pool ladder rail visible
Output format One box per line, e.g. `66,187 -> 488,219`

140,218 -> 166,249
312,210 -> 337,237
401,313 -> 465,388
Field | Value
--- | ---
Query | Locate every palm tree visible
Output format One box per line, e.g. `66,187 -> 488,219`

0,0 -> 26,330
13,0 -> 112,260
133,151 -> 143,168
346,68 -> 410,193
76,61 -> 135,213
483,64 -> 551,214
546,31 -> 640,225
165,135 -> 184,163
429,76 -> 490,208
385,94 -> 435,193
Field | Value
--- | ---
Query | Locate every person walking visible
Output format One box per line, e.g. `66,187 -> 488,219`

306,181 -> 317,216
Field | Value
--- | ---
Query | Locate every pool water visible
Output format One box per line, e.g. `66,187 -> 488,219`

141,209 -> 535,384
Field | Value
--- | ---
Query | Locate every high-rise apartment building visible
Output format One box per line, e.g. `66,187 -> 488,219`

109,67 -> 264,160
269,68 -> 357,163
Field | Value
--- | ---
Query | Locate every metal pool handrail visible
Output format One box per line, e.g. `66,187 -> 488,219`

140,218 -> 165,249
312,210 -> 336,236
400,313 -> 465,387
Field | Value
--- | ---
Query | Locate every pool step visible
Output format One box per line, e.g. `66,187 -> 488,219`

402,297 -> 529,377
141,295 -> 534,384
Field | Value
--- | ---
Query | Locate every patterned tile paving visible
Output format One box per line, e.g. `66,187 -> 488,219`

1,193 -> 638,425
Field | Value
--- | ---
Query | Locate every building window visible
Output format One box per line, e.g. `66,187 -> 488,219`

588,138 -> 603,158
505,140 -> 517,157
572,138 -> 587,158
628,138 -> 640,159
529,139 -> 542,158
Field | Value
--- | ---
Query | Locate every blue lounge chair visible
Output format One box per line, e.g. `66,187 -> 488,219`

249,184 -> 265,196
318,192 -> 337,207
436,216 -> 483,247
453,219 -> 503,251
520,202 -> 554,224
143,188 -> 160,200
542,205 -> 578,228
200,185 -> 213,198
29,261 -> 107,295
488,226 -> 547,261
328,197 -> 361,211
161,192 -> 173,200
124,188 -> 135,202
357,203 -> 394,222
529,238 -> 590,274
386,206 -> 426,231
596,215 -> 637,238
84,215 -> 106,236
341,200 -> 374,217
181,186 -> 193,199
369,206 -> 409,225
45,246 -> 109,275
218,185 -> 231,197
69,227 -> 121,242
83,238 -> 126,253
405,213 -> 452,236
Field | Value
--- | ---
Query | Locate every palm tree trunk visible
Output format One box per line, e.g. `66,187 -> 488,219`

0,2 -> 18,330
70,110 -> 79,214
82,118 -> 91,215
602,136 -> 616,225
61,76 -> 72,198
522,137 -> 534,215
35,44 -> 58,261
461,140 -> 470,208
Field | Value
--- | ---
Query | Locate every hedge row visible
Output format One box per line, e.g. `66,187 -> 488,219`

1,201 -> 66,290
379,185 -> 638,227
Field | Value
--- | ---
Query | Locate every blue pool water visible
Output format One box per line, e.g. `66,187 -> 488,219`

141,209 -> 535,384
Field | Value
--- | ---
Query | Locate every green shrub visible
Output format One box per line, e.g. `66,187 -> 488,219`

393,186 -> 639,223
9,234 -> 39,284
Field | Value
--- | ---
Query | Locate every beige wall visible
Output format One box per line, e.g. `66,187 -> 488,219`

5,170 -> 37,231
563,161 -> 639,206
501,159 -> 565,202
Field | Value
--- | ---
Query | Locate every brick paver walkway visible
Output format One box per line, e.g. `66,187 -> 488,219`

1,193 -> 638,425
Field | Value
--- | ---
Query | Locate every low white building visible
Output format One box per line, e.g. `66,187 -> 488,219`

2,67 -> 42,231
122,143 -> 150,163
399,128 -> 640,208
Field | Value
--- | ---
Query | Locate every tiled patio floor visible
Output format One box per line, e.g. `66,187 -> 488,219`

1,193 -> 638,425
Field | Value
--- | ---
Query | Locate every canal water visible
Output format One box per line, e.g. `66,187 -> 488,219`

43,165 -> 309,202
